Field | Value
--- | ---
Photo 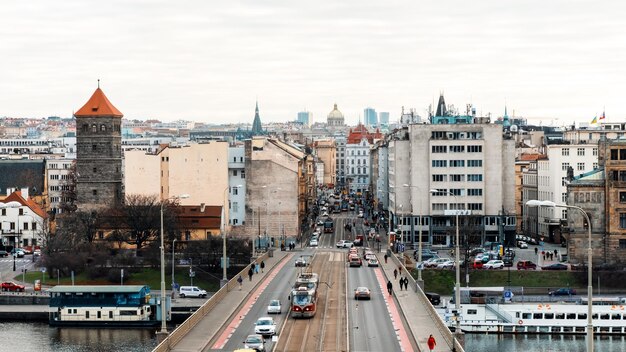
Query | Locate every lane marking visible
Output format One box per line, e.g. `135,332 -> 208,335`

211,253 -> 293,349
373,267 -> 412,352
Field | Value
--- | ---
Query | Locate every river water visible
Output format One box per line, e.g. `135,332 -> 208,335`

2,322 -> 626,352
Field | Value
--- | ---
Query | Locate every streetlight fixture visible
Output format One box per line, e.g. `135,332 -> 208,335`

221,185 -> 242,288
171,238 -> 177,292
526,199 -> 593,352
431,188 -> 462,340
159,193 -> 189,336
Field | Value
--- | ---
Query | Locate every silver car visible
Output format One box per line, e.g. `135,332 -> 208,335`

267,299 -> 281,314
244,334 -> 265,351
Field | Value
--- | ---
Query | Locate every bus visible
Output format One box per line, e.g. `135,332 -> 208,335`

290,273 -> 319,318
323,217 -> 334,233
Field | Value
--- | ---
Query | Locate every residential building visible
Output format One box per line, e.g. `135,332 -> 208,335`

311,139 -> 336,187
228,145 -> 246,226
334,133 -> 347,190
74,87 -> 124,210
345,124 -> 383,193
0,189 -> 47,249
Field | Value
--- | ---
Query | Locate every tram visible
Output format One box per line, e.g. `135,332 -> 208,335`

290,272 -> 319,318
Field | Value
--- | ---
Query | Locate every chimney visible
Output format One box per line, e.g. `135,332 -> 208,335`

21,187 -> 29,200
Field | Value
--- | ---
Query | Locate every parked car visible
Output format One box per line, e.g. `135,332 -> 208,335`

295,257 -> 307,267
309,239 -> 318,247
354,287 -> 371,300
254,317 -> 276,336
179,286 -> 207,298
243,334 -> 266,351
426,258 -> 450,268
436,260 -> 455,269
542,263 -> 568,271
336,240 -> 352,248
0,250 -> 7,257
1,281 -> 25,292
11,249 -> 25,258
502,256 -> 514,267
472,259 -> 484,269
549,288 -> 576,296
425,292 -> 441,306
267,299 -> 281,314
517,260 -> 537,270
517,241 -> 528,249
483,260 -> 504,269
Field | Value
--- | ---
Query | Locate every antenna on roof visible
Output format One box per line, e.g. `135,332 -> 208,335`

97,79 -> 100,89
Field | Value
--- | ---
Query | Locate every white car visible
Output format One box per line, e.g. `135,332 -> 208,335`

254,317 -> 276,336
425,258 -> 450,268
336,240 -> 352,248
267,299 -> 281,314
309,239 -> 318,247
483,260 -> 504,269
517,241 -> 528,249
436,260 -> 455,269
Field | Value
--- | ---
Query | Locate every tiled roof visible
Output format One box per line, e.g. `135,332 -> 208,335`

518,153 -> 546,161
75,88 -> 123,118
4,190 -> 47,219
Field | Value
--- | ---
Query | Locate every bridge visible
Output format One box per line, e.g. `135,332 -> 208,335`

153,214 -> 463,352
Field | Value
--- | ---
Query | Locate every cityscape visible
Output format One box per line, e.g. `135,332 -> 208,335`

2,2 -> 626,352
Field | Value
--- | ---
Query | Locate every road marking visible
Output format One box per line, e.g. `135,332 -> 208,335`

211,254 -> 293,350
373,267 -> 412,352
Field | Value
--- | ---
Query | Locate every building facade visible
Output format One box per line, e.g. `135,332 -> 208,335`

364,107 -> 377,127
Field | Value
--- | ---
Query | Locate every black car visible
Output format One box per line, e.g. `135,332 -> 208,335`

542,263 -> 568,271
549,288 -> 576,296
502,256 -> 514,267
425,292 -> 441,306
0,250 -> 7,257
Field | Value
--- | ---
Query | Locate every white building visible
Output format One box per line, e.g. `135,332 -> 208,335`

46,159 -> 75,213
393,123 -> 516,248
228,145 -> 246,226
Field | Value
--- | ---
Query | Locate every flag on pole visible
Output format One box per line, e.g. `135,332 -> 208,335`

591,116 -> 598,124
600,111 -> 606,120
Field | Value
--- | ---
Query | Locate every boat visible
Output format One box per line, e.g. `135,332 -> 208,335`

48,285 -> 168,327
439,302 -> 626,335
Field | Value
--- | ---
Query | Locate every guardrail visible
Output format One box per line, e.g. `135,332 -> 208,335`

390,251 -> 464,352
152,252 -> 270,352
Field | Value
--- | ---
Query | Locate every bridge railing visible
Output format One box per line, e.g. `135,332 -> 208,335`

390,251 -> 464,352
152,252 -> 270,352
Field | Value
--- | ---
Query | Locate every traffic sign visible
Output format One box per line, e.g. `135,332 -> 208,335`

41,267 -> 46,273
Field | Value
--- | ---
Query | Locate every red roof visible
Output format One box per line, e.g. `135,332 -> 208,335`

347,124 -> 383,144
75,88 -> 123,118
4,191 -> 47,219
519,153 -> 546,161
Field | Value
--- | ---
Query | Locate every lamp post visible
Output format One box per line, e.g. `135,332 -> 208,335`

221,185 -> 242,288
431,189 -> 462,340
526,199 -> 593,352
159,194 -> 189,336
171,238 -> 177,292
403,184 -> 436,286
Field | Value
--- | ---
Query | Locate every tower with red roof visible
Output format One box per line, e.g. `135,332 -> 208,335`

74,83 -> 124,209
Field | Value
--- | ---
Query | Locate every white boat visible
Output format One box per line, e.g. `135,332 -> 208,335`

439,302 -> 626,335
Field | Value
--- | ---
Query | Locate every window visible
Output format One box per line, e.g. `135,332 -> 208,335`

468,145 -> 482,153
450,174 -> 464,182
611,149 -> 618,160
467,174 -> 483,182
620,239 -> 626,249
91,124 -> 97,133
432,175 -> 447,182
621,149 -> 626,160
100,124 -> 106,132
432,203 -> 447,211
450,145 -> 464,153
92,190 -> 98,196
577,148 -> 585,156
467,309 -> 477,315
467,160 -> 482,167
620,192 -> 626,203
92,144 -> 97,152
620,213 -> 626,229
241,170 -> 245,178
450,189 -> 463,196
468,203 -> 482,210
593,162 -> 598,169
577,163 -> 584,171
450,160 -> 465,167
232,202 -> 239,212
562,193 -> 567,202
593,148 -> 598,156
561,162 -> 570,171
233,170 -> 237,176
432,160 -> 447,167
467,189 -> 482,196
432,146 -> 447,153
562,148 -> 570,156
93,167 -> 97,173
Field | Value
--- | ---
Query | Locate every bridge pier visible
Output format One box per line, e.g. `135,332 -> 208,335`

155,331 -> 169,343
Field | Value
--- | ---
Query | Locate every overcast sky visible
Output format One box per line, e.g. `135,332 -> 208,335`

1,1 -> 625,126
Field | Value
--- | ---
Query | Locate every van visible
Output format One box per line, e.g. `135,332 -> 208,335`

179,286 -> 207,298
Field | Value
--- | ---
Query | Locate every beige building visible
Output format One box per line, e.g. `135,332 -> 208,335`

312,139 -> 336,187
124,141 -> 230,224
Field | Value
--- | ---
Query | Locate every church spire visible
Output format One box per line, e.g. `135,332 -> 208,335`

435,93 -> 447,117
251,100 -> 263,135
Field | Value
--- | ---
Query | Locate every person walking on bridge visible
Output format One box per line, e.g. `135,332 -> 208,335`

427,334 -> 436,351
393,269 -> 398,280
386,280 -> 393,295
248,266 -> 254,281
260,261 -> 265,273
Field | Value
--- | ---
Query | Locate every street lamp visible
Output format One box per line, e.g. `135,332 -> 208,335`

159,193 -> 189,336
431,188 -> 462,339
221,185 -> 242,288
526,199 -> 593,352
171,238 -> 177,292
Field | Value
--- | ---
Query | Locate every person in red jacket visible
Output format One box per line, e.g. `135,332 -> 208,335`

427,334 -> 436,351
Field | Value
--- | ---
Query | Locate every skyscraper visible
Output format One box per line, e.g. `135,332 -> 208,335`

297,111 -> 311,126
364,107 -> 378,127
379,112 -> 389,126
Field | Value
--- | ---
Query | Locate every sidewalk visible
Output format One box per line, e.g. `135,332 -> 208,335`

378,252 -> 453,352
169,249 -> 290,352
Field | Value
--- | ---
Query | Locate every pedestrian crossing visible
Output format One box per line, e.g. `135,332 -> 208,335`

0,259 -> 32,263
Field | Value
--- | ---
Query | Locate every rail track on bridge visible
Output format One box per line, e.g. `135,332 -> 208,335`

275,251 -> 347,352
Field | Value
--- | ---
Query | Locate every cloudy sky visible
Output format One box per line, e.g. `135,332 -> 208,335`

1,0 -> 625,125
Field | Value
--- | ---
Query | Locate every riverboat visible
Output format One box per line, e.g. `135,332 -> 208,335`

48,285 -> 167,327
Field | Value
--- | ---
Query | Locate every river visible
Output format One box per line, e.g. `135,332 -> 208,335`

465,333 -> 626,352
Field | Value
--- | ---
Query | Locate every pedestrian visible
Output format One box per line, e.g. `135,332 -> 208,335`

554,249 -> 558,257
255,263 -> 260,274
248,266 -> 254,281
387,280 -> 393,295
237,275 -> 243,290
427,334 -> 436,351
404,277 -> 409,290
534,247 -> 538,255
384,254 -> 388,263
393,269 -> 398,280
260,261 -> 265,273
